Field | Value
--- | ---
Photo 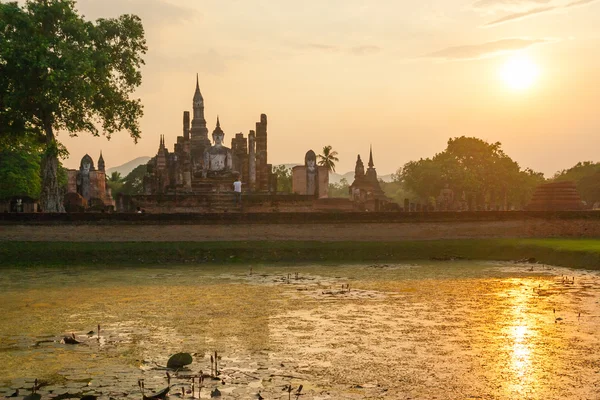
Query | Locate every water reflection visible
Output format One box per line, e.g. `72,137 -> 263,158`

0,263 -> 598,399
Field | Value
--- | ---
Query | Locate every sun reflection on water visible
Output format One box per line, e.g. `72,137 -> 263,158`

504,280 -> 538,397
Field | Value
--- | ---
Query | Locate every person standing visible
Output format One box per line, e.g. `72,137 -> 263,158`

233,177 -> 242,207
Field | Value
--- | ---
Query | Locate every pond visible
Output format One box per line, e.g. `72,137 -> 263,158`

0,261 -> 598,399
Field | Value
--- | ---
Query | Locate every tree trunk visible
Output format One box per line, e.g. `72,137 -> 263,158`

39,125 -> 65,213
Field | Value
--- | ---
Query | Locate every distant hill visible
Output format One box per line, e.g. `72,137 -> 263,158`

329,171 -> 394,184
107,156 -> 151,177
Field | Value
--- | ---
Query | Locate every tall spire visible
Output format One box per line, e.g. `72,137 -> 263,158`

98,151 -> 105,172
368,145 -> 374,168
193,73 -> 203,103
216,115 -> 220,128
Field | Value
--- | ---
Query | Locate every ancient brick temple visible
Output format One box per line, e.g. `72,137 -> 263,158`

527,181 -> 584,211
143,75 -> 274,195
349,147 -> 390,211
292,150 -> 329,198
66,153 -> 115,210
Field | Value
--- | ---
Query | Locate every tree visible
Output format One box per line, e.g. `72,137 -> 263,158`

273,165 -> 292,193
0,146 -> 42,199
328,178 -> 350,198
109,171 -> 122,183
318,145 -> 339,173
121,164 -> 147,195
397,137 -> 544,209
554,161 -> 600,206
106,171 -> 124,199
0,0 -> 147,211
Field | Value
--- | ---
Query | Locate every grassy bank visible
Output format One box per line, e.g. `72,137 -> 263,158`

1,239 -> 599,269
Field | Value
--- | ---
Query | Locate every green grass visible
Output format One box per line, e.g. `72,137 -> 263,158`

1,239 -> 599,269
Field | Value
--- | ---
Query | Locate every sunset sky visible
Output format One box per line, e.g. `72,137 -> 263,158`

59,0 -> 600,176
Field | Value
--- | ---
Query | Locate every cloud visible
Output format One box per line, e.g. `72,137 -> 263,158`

423,38 -> 551,60
350,45 -> 381,55
483,0 -> 599,26
287,42 -> 380,55
76,0 -> 196,26
473,0 -> 552,12
287,42 -> 340,52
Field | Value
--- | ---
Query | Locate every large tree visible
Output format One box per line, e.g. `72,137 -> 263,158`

553,161 -> 600,206
396,137 -> 545,209
0,0 -> 147,211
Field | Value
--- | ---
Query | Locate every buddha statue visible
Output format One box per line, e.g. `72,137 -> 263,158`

305,150 -> 318,196
76,154 -> 94,200
203,117 -> 233,178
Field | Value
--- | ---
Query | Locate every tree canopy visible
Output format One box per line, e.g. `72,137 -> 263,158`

0,0 -> 147,211
318,145 -> 339,173
395,137 -> 545,209
0,146 -> 42,199
273,165 -> 292,193
553,161 -> 600,206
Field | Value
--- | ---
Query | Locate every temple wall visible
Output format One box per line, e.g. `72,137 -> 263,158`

292,166 -> 307,195
67,170 -> 77,193
292,166 -> 329,198
2,212 -> 600,242
318,166 -> 329,198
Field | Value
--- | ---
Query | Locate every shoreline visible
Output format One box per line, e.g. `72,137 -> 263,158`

2,239 -> 599,269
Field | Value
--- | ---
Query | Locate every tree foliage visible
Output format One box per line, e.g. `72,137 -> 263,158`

273,165 -> 292,193
318,145 -> 339,173
553,161 -> 600,206
328,178 -> 350,198
0,0 -> 147,211
396,137 -> 545,209
0,146 -> 42,199
120,164 -> 147,196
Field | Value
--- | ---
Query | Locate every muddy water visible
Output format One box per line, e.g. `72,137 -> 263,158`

0,262 -> 599,399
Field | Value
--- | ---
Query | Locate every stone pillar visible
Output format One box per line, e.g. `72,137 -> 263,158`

231,133 -> 249,184
248,130 -> 256,191
183,111 -> 190,140
255,114 -> 268,191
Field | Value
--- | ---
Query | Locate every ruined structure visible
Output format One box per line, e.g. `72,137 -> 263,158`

349,147 -> 390,211
527,181 -> 584,211
292,150 -> 329,198
66,153 -> 115,210
143,76 -> 274,195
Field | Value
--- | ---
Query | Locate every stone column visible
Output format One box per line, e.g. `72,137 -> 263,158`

255,114 -> 268,191
183,111 -> 190,140
248,130 -> 256,191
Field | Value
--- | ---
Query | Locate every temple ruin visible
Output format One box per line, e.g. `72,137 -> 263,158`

66,153 -> 115,211
143,75 -> 274,196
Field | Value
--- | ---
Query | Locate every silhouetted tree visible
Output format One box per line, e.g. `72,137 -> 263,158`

396,137 -> 544,209
554,161 -> 600,206
318,145 -> 339,173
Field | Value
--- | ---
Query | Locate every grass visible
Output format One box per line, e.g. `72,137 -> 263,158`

1,239 -> 599,269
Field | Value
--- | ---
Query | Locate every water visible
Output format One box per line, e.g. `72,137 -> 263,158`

0,262 -> 599,399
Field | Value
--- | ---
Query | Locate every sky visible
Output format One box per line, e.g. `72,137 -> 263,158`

57,0 -> 600,176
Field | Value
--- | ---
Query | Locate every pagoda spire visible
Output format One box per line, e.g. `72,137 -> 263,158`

98,151 -> 105,172
193,73 -> 203,102
368,145 -> 374,168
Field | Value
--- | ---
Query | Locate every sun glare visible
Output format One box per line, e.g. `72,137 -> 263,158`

500,55 -> 540,91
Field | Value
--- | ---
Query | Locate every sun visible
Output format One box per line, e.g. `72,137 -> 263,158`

500,55 -> 540,91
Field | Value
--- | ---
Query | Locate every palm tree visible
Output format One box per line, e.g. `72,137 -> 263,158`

317,145 -> 339,173
109,171 -> 122,183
